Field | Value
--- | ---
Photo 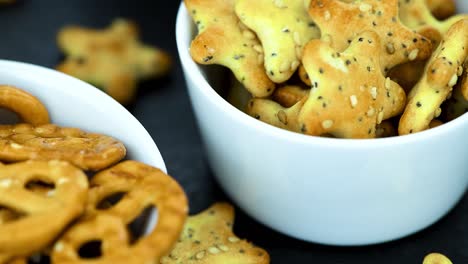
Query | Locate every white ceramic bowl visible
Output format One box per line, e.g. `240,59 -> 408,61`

176,2 -> 468,245
0,59 -> 165,233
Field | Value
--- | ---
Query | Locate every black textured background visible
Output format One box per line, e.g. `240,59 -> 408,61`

0,1 -> 467,263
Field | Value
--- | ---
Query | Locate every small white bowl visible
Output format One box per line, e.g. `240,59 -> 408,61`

0,59 -> 165,234
176,2 -> 468,245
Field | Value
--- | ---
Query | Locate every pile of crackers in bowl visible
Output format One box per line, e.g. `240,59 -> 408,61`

186,0 -> 468,139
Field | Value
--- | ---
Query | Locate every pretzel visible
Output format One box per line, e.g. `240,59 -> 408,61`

298,31 -> 406,138
234,0 -> 320,83
399,19 -> 468,135
426,0 -> 457,20
52,160 -> 188,263
247,97 -> 306,132
160,202 -> 269,264
0,160 -> 88,262
272,85 -> 309,108
307,0 -> 433,72
56,19 -> 172,104
423,253 -> 453,264
0,85 -> 50,125
185,0 -> 275,98
399,0 -> 467,34
0,123 -> 126,171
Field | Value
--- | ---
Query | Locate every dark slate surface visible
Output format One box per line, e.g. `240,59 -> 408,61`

0,0 -> 466,263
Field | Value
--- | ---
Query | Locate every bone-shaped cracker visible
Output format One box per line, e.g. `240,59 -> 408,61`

185,0 -> 275,97
0,160 -> 88,262
0,123 -> 126,171
56,19 -> 171,105
298,31 -> 406,138
52,160 -> 188,263
399,19 -> 468,135
423,253 -> 453,264
308,0 -> 433,72
399,0 -> 467,34
160,202 -> 269,264
0,85 -> 50,125
234,0 -> 320,83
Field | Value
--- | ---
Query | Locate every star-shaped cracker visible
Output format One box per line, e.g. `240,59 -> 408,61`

399,19 -> 468,135
56,19 -> 172,105
185,0 -> 275,98
399,0 -> 467,34
307,0 -> 433,72
234,0 -> 320,83
160,202 -> 269,264
298,31 -> 406,138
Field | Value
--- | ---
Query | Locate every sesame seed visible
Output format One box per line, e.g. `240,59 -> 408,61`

208,247 -> 221,254
359,3 -> 372,12
377,111 -> 384,124
253,45 -> 263,54
218,245 -> 230,252
195,251 -> 206,259
57,178 -> 70,185
367,107 -> 375,117
47,190 -> 55,197
242,30 -> 256,40
228,237 -> 240,243
54,242 -> 64,252
290,60 -> 300,71
408,49 -> 419,61
324,10 -> 331,21
448,74 -> 458,87
370,87 -> 378,100
293,32 -> 301,45
350,95 -> 358,108
0,179 -> 12,188
385,77 -> 391,89
435,108 -> 442,118
386,43 -> 395,54
10,143 -> 22,149
280,61 -> 290,72
277,110 -> 288,125
274,0 -> 287,8
322,120 -> 334,129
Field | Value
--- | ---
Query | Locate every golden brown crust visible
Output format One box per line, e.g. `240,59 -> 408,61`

0,123 -> 126,171
185,0 -> 275,97
272,85 -> 309,108
234,0 -> 320,83
52,160 -> 188,264
299,31 -> 406,138
399,19 -> 468,135
0,160 -> 88,262
0,85 -> 50,125
307,0 -> 433,72
161,202 -> 270,264
423,253 -> 453,264
56,19 -> 172,105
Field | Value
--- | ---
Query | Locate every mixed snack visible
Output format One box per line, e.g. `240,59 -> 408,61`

186,0 -> 468,139
56,19 -> 172,105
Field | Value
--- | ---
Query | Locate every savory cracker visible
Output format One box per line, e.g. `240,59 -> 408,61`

399,0 -> 467,34
235,0 -> 320,83
185,0 -> 275,98
0,85 -> 50,125
0,123 -> 126,171
57,19 -> 172,104
399,19 -> 468,135
307,0 -> 433,72
0,160 -> 88,262
160,202 -> 269,264
272,85 -> 309,108
298,31 -> 406,138
423,253 -> 453,264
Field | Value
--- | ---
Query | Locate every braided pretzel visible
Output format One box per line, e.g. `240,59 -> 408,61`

0,160 -> 88,262
52,160 -> 188,263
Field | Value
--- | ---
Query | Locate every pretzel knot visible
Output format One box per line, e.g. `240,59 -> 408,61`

0,160 -> 88,262
0,85 -> 50,125
52,160 -> 188,264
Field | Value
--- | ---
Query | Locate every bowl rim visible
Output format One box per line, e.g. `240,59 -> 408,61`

176,3 -> 468,149
0,59 -> 167,172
